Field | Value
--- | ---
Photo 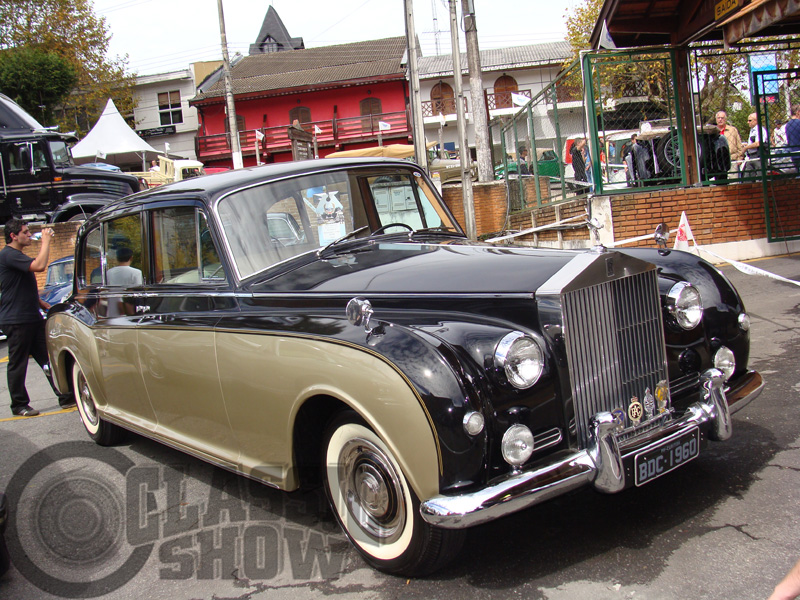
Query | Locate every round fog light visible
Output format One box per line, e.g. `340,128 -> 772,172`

463,411 -> 485,436
714,346 -> 736,381
501,424 -> 534,467
738,313 -> 751,332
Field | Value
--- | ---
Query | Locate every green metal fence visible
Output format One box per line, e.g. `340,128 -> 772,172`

493,49 -> 684,211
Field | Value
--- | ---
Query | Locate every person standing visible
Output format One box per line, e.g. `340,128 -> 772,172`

783,104 -> 800,172
742,112 -> 770,176
0,220 -> 75,416
571,138 -> 587,183
715,110 -> 744,163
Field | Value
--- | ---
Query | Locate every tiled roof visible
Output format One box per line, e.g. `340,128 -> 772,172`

194,37 -> 407,101
418,41 -> 573,78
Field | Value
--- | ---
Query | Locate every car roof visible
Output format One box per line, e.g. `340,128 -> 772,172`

90,157 -> 424,219
49,255 -> 74,265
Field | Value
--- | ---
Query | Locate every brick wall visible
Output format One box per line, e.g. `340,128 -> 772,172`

0,222 -> 82,288
442,181 -> 509,237
447,177 -> 800,249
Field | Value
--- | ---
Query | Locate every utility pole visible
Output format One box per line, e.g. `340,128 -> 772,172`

449,0 -> 476,240
462,0 -> 492,182
404,0 -> 428,174
217,0 -> 243,169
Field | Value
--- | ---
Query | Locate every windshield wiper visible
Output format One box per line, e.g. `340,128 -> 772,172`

411,226 -> 463,236
317,226 -> 370,259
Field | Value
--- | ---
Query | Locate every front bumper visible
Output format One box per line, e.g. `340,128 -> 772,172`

420,368 -> 763,529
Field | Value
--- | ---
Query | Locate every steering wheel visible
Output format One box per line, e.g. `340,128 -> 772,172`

371,222 -> 413,236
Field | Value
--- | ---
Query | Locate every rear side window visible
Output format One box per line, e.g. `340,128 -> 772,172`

151,207 -> 225,284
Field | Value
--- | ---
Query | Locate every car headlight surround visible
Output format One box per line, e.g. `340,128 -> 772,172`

666,282 -> 703,330
494,332 -> 544,389
714,346 -> 736,380
501,424 -> 535,467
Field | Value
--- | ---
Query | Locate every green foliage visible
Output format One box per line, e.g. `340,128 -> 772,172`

564,0 -> 603,59
0,46 -> 77,123
0,0 -> 136,134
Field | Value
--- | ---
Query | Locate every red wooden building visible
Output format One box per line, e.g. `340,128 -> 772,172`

190,37 -> 411,168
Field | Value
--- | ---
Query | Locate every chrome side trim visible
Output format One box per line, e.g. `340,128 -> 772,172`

420,369 -> 749,529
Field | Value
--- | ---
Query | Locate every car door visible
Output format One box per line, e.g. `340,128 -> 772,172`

136,205 -> 240,467
84,214 -> 158,429
1,139 -> 55,217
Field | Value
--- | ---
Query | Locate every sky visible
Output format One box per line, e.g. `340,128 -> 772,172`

94,0 -> 580,76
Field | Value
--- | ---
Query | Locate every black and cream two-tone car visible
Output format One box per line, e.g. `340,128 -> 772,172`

46,158 -> 763,576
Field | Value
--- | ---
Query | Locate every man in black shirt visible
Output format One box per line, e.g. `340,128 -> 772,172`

0,219 -> 75,416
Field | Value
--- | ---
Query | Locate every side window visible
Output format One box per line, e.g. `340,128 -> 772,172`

105,214 -> 144,287
152,207 -> 225,284
7,143 -> 29,172
80,227 -> 104,288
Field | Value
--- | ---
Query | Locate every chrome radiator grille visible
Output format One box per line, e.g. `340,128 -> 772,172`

562,269 -> 668,448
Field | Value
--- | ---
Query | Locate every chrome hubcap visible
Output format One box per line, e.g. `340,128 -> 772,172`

338,437 -> 405,543
77,372 -> 98,427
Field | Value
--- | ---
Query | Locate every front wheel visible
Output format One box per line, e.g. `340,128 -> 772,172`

72,362 -> 124,446
322,411 -> 464,576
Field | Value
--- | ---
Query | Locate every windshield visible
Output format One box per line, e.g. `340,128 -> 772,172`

49,140 -> 73,166
217,166 -> 459,280
46,258 -> 74,286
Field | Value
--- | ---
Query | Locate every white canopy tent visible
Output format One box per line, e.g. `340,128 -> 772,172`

71,98 -> 158,169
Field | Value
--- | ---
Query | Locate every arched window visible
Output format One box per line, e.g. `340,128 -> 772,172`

494,75 -> 519,109
360,97 -> 383,132
289,106 -> 311,125
431,82 -> 455,115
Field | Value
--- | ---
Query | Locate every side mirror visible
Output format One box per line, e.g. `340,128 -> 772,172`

654,223 -> 669,249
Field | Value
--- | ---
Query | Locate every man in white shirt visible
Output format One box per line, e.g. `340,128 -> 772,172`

107,247 -> 143,286
742,112 -> 769,176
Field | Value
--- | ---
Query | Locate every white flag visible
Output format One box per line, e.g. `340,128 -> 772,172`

673,211 -> 695,252
254,129 -> 264,141
313,125 -> 322,135
599,20 -> 617,49
511,93 -> 529,107
378,121 -> 391,131
96,149 -> 107,159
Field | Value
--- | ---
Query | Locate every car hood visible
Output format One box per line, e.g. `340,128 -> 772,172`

248,242 -> 583,294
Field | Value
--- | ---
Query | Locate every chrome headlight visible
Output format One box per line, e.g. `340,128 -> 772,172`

494,332 -> 544,389
501,424 -> 534,467
714,346 -> 736,380
666,282 -> 703,329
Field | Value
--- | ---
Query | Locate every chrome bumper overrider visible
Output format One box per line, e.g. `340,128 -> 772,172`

420,369 -> 764,529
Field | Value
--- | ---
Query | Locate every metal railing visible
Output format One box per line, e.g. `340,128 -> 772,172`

196,110 -> 411,160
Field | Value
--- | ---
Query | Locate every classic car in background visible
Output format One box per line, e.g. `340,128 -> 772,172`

45,158 -> 762,576
39,255 -> 74,308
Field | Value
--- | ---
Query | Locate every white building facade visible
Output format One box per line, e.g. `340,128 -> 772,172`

417,42 -> 573,158
132,62 -> 221,161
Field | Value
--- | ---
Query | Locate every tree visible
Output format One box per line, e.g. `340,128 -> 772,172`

0,46 -> 77,124
0,0 -> 135,135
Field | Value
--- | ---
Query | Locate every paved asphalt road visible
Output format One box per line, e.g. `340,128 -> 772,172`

0,253 -> 798,600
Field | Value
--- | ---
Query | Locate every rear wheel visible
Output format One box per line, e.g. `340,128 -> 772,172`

72,362 -> 124,446
322,411 -> 464,576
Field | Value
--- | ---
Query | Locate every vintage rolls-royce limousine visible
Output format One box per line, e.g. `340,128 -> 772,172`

45,158 -> 763,576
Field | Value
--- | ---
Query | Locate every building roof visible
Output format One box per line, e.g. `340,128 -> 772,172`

417,41 -> 572,79
249,6 -> 304,54
193,37 -> 408,102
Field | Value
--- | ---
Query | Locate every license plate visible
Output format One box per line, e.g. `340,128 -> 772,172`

634,427 -> 700,486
